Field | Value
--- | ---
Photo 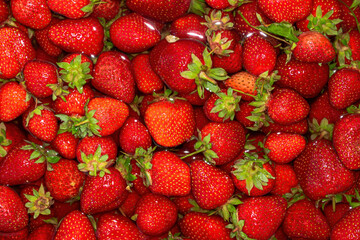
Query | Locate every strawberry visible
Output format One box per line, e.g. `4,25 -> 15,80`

0,122 -> 25,161
22,184 -> 54,220
47,0 -> 100,19
282,199 -> 331,240
125,0 -> 190,22
144,90 -> 195,148
169,13 -> 207,43
293,31 -> 336,63
333,114 -> 360,170
257,0 -> 312,24
294,139 -> 356,201
34,17 -> 63,57
11,0 -> 51,29
80,167 -> 128,214
271,163 -> 299,196
52,200 -> 80,220
45,158 -> 85,202
264,132 -> 306,164
0,27 -> 35,79
224,71 -> 257,101
54,210 -> 96,240
51,132 -> 79,159
172,194 -> 196,215
0,228 -> 29,239
331,205 -> 360,239
231,195 -> 287,240
110,13 -> 162,53
261,118 -> 309,135
275,53 -> 329,98
328,67 -> 360,109
242,33 -> 277,76
235,101 -> 256,128
118,191 -> 141,217
22,105 -> 58,143
48,17 -> 104,56
90,0 -> 121,21
190,160 -> 234,210
134,193 -> 178,236
131,54 -> 164,95
323,202 -> 351,228
335,29 -> 360,66
0,0 -> 9,24
96,212 -> 144,240
180,212 -> 232,240
0,185 -> 28,233
339,0 -> 360,32
92,51 -> 135,103
27,224 -> 56,240
212,43 -> 243,74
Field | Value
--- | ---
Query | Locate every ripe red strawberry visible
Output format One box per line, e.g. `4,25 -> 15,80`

51,132 -> 79,159
283,199 -> 331,240
0,27 -> 35,79
339,0 -> 360,31
190,160 -> 234,210
294,139 -> 356,201
45,158 -> 85,202
118,191 -> 141,217
22,105 -> 58,143
11,0 -> 51,29
261,118 -> 309,135
90,0 -> 121,21
225,71 -> 257,101
0,228 -> 29,239
242,34 -> 277,76
54,210 -> 96,240
275,53 -> 329,98
34,17 -> 63,57
134,193 -> 178,236
264,132 -> 306,164
96,212 -> 144,240
169,13 -> 207,43
131,54 -> 164,95
0,122 -> 25,161
27,224 -> 56,240
293,31 -> 336,63
328,67 -> 360,109
172,194 -> 196,215
92,51 -> 135,103
144,91 -> 195,147
0,0 -> 9,24
180,212 -> 232,240
331,206 -> 360,239
333,114 -> 360,170
80,167 -> 128,214
232,195 -> 287,240
323,202 -> 351,228
0,141 -> 46,185
48,17 -> 104,56
212,43 -> 243,74
257,0 -> 312,24
126,0 -> 190,22
0,185 -> 28,233
52,200 -> 80,220
270,163 -> 299,196
110,13 -> 162,53
47,0 -> 99,19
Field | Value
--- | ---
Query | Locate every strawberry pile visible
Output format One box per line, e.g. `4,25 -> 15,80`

1,0 -> 360,239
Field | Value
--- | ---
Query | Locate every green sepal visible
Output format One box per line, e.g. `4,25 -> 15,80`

81,0 -> 103,13
283,187 -> 306,207
217,195 -> 242,222
189,0 -> 207,16
21,141 -> 60,171
347,103 -> 360,114
307,6 -> 342,36
207,32 -> 234,57
334,30 -> 352,67
77,145 -> 113,177
25,105 -> 44,127
202,9 -> 234,35
309,118 -> 334,140
24,184 -> 54,219
351,0 -> 360,9
225,211 -> 256,240
132,147 -> 156,187
210,88 -> 241,121
0,123 -> 11,157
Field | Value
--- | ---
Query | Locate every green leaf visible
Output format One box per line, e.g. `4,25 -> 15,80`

258,22 -> 299,42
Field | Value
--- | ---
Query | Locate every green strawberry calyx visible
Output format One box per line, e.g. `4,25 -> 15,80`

309,118 -> 334,141
226,211 -> 256,240
211,88 -> 241,121
21,141 -> 60,171
307,6 -> 343,36
77,145 -> 113,177
81,0 -> 104,13
181,48 -> 229,98
132,146 -> 156,187
24,184 -> 54,219
0,122 -> 11,158
116,154 -> 137,187
202,10 -> 234,35
347,103 -> 360,114
207,31 -> 234,56
334,29 -> 353,67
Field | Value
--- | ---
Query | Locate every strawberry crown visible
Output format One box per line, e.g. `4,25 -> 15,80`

211,88 -> 241,121
307,6 -> 343,36
78,145 -> 113,177
347,103 -> 360,114
116,154 -> 137,186
47,77 -> 70,102
309,118 -> 334,141
334,29 -> 353,67
202,10 -> 234,35
283,187 -> 306,207
21,141 -> 60,171
0,122 -> 11,158
24,184 -> 54,219
226,210 -> 256,240
181,48 -> 229,98
57,54 -> 93,94
207,31 -> 234,56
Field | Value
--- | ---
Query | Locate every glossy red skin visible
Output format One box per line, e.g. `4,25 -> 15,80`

257,0 -> 312,24
170,13 -> 207,43
11,0 -> 52,29
47,0 -> 90,19
90,0 -> 121,21
0,142 -> 46,186
205,0 -> 231,9
0,27 -> 36,79
328,68 -> 360,109
34,17 -> 62,57
203,90 -> 232,123
80,167 -> 128,215
54,210 -> 96,240
212,43 -> 243,74
333,114 -> 360,170
179,88 -> 212,106
118,191 -> 141,217
45,158 -> 85,202
180,212 -> 232,240
110,13 -> 161,53
48,17 -> 104,56
190,160 -> 234,210
261,118 -> 309,135
283,199 -> 331,240
200,121 -> 246,165
294,139 -> 356,201
323,202 -> 351,229
96,212 -> 144,240
92,51 -> 135,103
135,193 -> 178,236
27,224 -> 56,240
51,132 -> 79,159
0,0 -> 9,24
0,186 -> 28,233
331,206 -> 360,239
76,136 -> 118,163
60,53 -> 94,72
275,54 -> 329,98
271,163 -> 299,196
0,122 -> 25,163
242,34 -> 277,76
149,38 -> 205,95
126,0 -> 190,22
237,196 -> 287,240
